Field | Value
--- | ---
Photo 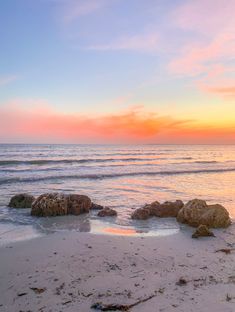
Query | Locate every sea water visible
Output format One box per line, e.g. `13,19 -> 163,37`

0,144 -> 235,244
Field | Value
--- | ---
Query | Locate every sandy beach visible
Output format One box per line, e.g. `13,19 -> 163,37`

0,224 -> 235,312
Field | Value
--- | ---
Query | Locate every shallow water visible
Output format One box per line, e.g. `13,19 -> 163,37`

0,144 -> 234,244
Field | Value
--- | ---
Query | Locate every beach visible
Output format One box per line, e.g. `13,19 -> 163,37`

1,144 -> 235,311
2,0 -> 235,310
0,223 -> 235,312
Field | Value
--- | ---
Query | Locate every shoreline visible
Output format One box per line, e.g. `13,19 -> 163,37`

0,224 -> 235,312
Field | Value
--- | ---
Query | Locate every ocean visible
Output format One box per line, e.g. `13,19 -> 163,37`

0,144 -> 235,244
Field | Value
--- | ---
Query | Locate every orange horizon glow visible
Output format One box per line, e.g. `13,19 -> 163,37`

0,102 -> 235,144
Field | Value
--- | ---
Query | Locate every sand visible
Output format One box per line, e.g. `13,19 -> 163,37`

0,224 -> 235,312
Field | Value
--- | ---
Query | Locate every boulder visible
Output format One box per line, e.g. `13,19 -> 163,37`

9,193 -> 35,208
131,207 -> 151,220
177,199 -> 231,228
131,200 -> 183,220
148,200 -> 183,217
31,193 -> 92,217
31,193 -> 68,217
90,202 -> 104,210
97,207 -> 117,217
192,224 -> 215,238
67,194 -> 92,215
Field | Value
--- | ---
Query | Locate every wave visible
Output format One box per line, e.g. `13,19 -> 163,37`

1,167 -> 235,185
0,157 -> 163,166
194,160 -> 218,164
0,156 -> 198,167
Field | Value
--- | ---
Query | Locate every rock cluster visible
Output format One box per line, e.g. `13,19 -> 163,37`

8,193 -> 35,208
8,193 -> 231,231
131,198 -> 231,229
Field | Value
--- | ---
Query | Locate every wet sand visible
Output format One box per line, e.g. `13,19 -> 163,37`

0,224 -> 235,312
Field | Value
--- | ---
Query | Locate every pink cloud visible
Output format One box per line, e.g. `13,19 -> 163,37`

169,32 -> 235,76
172,0 -> 235,35
168,0 -> 235,98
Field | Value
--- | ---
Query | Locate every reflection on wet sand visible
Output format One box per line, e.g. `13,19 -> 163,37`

102,227 -> 137,236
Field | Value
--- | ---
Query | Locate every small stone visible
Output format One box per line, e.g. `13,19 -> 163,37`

176,278 -> 187,286
97,207 -> 117,217
192,225 -> 215,238
90,203 -> 104,210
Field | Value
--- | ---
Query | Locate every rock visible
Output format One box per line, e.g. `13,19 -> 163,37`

97,207 -> 117,217
149,200 -> 183,217
176,278 -> 187,286
143,201 -> 160,216
192,224 -> 215,238
31,193 -> 92,217
131,200 -> 183,220
131,207 -> 151,220
177,199 -> 231,228
90,203 -> 104,210
8,193 -> 35,208
31,193 -> 68,217
67,194 -> 92,215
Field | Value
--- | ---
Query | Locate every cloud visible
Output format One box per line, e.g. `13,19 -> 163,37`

0,100 -> 235,144
0,75 -> 18,86
168,0 -> 235,99
172,0 -> 235,36
168,32 -> 235,77
201,85 -> 235,97
0,100 -> 191,143
62,0 -> 111,23
88,32 -> 159,52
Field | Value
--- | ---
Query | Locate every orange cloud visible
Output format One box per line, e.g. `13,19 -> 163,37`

0,101 -> 188,143
202,86 -> 235,97
0,101 -> 235,144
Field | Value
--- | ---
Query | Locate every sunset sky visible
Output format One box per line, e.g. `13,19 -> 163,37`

0,0 -> 235,143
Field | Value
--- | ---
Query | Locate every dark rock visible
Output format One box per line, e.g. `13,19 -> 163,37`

149,200 -> 183,217
8,193 -> 35,208
97,207 -> 117,217
31,193 -> 68,217
177,199 -> 231,228
131,200 -> 184,220
192,224 -> 215,238
31,193 -> 92,217
131,207 -> 151,220
91,203 -> 104,210
67,194 -> 92,215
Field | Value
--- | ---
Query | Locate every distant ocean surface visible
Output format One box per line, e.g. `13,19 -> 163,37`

0,144 -> 235,244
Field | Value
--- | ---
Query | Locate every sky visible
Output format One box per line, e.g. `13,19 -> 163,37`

0,0 -> 235,144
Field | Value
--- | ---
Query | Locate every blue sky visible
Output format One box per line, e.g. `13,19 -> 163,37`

0,0 -> 235,143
